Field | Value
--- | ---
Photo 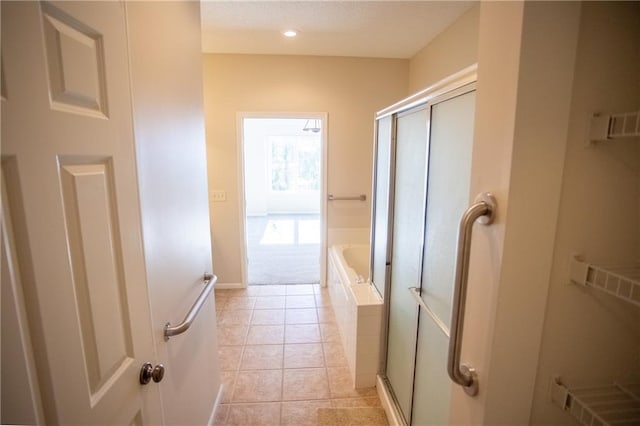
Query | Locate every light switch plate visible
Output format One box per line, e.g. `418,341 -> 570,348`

212,190 -> 226,202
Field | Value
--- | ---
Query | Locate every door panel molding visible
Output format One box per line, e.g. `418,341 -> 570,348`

41,1 -> 108,118
58,158 -> 135,395
1,158 -> 47,425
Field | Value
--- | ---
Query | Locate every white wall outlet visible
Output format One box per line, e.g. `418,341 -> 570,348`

212,190 -> 226,202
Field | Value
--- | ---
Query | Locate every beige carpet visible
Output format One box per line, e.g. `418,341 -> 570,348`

317,407 -> 389,426
246,214 -> 320,285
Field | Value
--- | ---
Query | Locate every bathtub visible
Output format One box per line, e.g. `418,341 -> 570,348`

327,244 -> 383,388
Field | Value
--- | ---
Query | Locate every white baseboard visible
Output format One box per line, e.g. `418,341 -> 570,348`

207,383 -> 224,426
377,374 -> 404,426
215,282 -> 245,290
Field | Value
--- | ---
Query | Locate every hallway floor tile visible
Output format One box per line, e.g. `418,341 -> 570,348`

213,284 -> 386,426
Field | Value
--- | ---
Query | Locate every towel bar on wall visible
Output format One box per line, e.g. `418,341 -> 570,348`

327,194 -> 366,201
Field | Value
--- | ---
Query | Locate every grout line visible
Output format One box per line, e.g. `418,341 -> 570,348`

276,299 -> 285,426
216,285 -> 382,424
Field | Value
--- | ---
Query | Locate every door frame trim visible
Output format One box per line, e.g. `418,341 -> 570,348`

236,112 -> 329,287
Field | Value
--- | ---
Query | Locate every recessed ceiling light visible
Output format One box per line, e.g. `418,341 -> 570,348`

283,29 -> 298,38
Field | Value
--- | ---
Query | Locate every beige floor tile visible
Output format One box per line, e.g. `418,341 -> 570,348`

285,284 -> 315,295
221,371 -> 236,403
212,404 -> 229,426
244,286 -> 263,296
225,402 -> 281,426
219,346 -> 243,371
322,342 -> 348,367
214,283 -> 374,423
314,292 -> 332,307
330,396 -> 382,407
218,309 -> 253,325
214,289 -> 230,299
256,285 -> 287,296
246,325 -> 285,345
281,400 -> 331,426
216,306 -> 225,322
255,296 -> 286,310
214,299 -> 228,312
320,323 -> 341,342
219,288 -> 258,297
225,296 -> 256,310
317,407 -> 388,425
285,308 -> 318,324
326,367 -> 378,398
232,370 -> 283,402
316,307 -> 336,324
218,324 -> 249,346
240,345 -> 284,370
282,368 -> 330,401
285,295 -> 316,308
284,343 -> 324,369
285,324 -> 321,343
251,309 -> 285,325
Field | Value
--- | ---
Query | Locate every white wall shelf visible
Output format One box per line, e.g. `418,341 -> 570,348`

551,378 -> 640,426
589,110 -> 640,143
569,256 -> 640,308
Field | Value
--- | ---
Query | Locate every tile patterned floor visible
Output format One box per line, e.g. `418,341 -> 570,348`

213,284 -> 383,426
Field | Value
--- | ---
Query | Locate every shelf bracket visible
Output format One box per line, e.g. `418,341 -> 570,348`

550,376 -> 570,410
569,255 -> 589,286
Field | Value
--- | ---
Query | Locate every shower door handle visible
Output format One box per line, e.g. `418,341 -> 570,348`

447,192 -> 497,397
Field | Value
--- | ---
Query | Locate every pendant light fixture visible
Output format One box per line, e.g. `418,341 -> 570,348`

302,119 -> 321,133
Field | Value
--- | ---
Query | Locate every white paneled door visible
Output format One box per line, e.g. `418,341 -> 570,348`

1,2 -> 162,424
126,2 -> 219,424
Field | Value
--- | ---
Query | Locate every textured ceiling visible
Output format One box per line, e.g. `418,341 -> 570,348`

201,1 -> 475,59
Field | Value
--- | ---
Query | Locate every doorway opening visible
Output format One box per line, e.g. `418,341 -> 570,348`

239,115 -> 327,286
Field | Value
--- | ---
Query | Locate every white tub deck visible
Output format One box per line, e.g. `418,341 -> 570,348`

327,244 -> 383,388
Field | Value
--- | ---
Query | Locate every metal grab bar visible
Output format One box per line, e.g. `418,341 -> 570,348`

164,273 -> 217,341
408,287 -> 450,338
448,192 -> 497,397
327,194 -> 366,202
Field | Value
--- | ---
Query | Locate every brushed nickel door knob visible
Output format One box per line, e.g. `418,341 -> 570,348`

140,362 -> 165,385
152,364 -> 165,383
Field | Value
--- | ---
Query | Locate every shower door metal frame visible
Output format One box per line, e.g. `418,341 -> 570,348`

370,65 -> 478,425
369,110 -> 397,372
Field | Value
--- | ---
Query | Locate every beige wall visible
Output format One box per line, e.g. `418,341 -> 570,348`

203,5 -> 484,285
469,2 -> 584,422
530,3 -> 640,423
203,54 -> 408,284
408,5 -> 479,93
444,2 -> 583,422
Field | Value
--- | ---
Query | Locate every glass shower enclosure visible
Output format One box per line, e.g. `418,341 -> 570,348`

370,68 -> 479,425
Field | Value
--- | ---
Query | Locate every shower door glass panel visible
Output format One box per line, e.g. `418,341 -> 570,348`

371,115 -> 393,298
412,89 -> 476,425
385,106 -> 428,423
